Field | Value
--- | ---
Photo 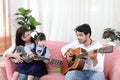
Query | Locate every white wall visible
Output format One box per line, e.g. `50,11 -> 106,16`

10,0 -> 120,46
10,0 -> 26,43
10,0 -> 42,43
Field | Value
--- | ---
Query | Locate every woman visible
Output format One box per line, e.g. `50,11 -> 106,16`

3,27 -> 40,80
13,32 -> 50,80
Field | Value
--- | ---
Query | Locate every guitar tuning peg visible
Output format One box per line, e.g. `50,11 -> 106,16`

106,53 -> 109,55
105,53 -> 112,56
109,53 -> 112,55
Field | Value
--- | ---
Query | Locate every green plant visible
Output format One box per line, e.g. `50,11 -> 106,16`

15,8 -> 41,31
102,28 -> 117,41
116,31 -> 120,41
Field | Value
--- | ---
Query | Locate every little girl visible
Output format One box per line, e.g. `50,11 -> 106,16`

12,32 -> 50,80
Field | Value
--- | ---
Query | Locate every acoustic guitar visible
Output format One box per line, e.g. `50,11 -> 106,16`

61,45 -> 113,74
16,45 -> 62,66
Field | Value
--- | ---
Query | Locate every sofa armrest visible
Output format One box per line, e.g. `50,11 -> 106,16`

109,59 -> 120,80
5,59 -> 17,80
104,46 -> 120,80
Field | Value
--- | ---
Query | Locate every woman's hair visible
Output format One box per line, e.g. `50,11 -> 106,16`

74,23 -> 92,37
34,32 -> 46,41
15,27 -> 34,46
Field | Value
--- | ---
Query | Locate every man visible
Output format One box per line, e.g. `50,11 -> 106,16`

61,24 -> 105,80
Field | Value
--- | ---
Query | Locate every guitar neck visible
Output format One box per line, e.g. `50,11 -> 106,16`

35,56 -> 50,61
75,45 -> 113,59
35,56 -> 62,66
98,45 -> 113,53
75,53 -> 88,59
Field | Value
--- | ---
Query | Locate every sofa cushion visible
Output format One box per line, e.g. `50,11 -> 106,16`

40,72 -> 64,80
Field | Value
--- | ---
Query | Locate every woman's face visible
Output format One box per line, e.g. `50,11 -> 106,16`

21,31 -> 31,42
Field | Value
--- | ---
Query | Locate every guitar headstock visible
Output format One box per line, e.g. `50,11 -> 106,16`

51,59 -> 62,66
98,45 -> 113,53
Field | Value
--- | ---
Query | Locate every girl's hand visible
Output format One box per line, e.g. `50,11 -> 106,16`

29,53 -> 36,59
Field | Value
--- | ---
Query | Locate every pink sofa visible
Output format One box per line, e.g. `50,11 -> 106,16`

0,41 -> 120,80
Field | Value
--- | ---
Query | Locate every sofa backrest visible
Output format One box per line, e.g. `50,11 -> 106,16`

45,41 -> 69,70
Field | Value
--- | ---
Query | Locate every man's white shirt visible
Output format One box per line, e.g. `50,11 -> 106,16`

61,40 -> 105,72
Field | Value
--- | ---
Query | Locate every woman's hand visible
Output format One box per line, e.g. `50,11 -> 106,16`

13,52 -> 23,63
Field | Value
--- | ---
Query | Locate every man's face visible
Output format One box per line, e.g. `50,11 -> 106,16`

76,31 -> 88,44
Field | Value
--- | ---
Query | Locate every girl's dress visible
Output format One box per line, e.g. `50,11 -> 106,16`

15,43 -> 50,77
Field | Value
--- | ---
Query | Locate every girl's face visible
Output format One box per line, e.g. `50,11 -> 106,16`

37,40 -> 46,47
21,31 -> 31,43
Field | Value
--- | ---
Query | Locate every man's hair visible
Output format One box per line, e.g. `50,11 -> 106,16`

34,32 -> 46,41
74,23 -> 92,37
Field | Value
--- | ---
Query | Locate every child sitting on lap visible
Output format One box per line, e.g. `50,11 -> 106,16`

12,32 -> 50,80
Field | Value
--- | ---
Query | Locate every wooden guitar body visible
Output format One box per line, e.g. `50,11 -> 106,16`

61,48 -> 85,74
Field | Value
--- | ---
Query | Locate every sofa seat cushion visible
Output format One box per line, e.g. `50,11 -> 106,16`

40,72 -> 64,80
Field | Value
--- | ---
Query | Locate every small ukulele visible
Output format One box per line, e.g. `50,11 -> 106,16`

16,45 -> 62,66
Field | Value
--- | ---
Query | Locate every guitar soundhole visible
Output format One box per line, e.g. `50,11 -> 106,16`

94,50 -> 97,53
72,55 -> 76,61
68,61 -> 74,67
68,55 -> 76,67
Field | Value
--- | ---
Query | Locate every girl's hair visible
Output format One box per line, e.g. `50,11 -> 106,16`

15,27 -> 34,46
34,32 -> 46,41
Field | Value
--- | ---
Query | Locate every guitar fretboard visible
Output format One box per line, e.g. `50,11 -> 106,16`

75,45 -> 113,59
